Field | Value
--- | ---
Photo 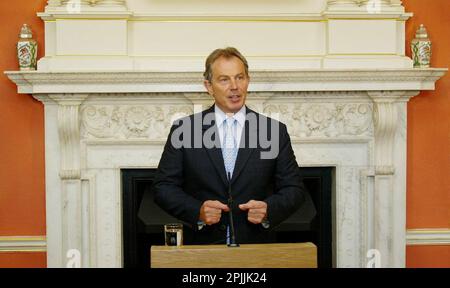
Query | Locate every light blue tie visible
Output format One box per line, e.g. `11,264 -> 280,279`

222,117 -> 238,245
222,117 -> 238,178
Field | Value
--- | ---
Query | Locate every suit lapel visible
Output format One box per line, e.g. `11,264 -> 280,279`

205,145 -> 229,187
202,105 -> 229,187
230,108 -> 257,185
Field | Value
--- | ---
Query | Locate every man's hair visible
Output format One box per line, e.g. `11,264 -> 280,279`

203,47 -> 249,82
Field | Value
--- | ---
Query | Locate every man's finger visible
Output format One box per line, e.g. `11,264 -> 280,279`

207,200 -> 229,212
249,200 -> 267,208
205,209 -> 221,217
239,200 -> 267,210
239,203 -> 249,210
248,208 -> 266,215
239,202 -> 257,210
247,215 -> 263,224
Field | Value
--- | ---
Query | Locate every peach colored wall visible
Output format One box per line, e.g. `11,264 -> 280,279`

404,0 -> 450,229
0,0 -> 47,267
406,246 -> 450,268
0,252 -> 47,268
403,0 -> 450,268
0,0 -> 448,268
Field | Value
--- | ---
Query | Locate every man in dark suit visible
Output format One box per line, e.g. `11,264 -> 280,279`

153,47 -> 308,244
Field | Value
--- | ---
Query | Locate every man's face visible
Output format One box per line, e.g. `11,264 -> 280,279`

204,56 -> 250,114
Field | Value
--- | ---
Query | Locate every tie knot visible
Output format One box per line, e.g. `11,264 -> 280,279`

225,117 -> 236,127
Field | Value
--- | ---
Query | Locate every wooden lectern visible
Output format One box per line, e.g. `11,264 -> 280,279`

151,242 -> 317,268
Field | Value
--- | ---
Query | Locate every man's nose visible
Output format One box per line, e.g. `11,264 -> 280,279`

229,79 -> 238,90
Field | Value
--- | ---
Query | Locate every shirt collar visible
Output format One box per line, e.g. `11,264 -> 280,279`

214,104 -> 246,128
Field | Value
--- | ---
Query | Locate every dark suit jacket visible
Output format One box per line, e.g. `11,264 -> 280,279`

153,105 -> 308,244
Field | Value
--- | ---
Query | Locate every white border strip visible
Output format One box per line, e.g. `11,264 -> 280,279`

406,229 -> 450,246
0,236 -> 47,252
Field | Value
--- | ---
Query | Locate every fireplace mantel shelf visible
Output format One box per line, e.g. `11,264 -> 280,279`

5,68 -> 447,94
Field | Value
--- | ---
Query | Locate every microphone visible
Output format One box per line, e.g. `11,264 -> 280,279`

227,172 -> 239,247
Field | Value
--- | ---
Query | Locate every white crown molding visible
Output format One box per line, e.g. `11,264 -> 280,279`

130,13 -> 326,21
38,12 -> 412,21
38,12 -> 133,21
322,12 -> 412,20
406,229 -> 450,246
322,0 -> 410,20
41,0 -> 408,21
0,236 -> 47,252
324,0 -> 406,14
45,0 -> 129,11
39,0 -> 131,20
4,69 -> 447,94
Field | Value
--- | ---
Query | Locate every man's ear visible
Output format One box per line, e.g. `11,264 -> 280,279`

204,80 -> 214,96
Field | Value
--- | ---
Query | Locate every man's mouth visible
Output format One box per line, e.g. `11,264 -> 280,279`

228,95 -> 241,102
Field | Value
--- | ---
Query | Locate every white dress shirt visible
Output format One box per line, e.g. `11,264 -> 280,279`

214,104 -> 246,148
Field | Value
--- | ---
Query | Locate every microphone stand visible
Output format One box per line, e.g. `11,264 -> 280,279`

227,172 -> 239,247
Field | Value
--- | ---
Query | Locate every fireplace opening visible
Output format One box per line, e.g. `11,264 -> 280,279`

122,167 -> 333,268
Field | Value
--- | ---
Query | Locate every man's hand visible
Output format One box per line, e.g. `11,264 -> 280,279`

199,200 -> 230,225
239,200 -> 268,224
